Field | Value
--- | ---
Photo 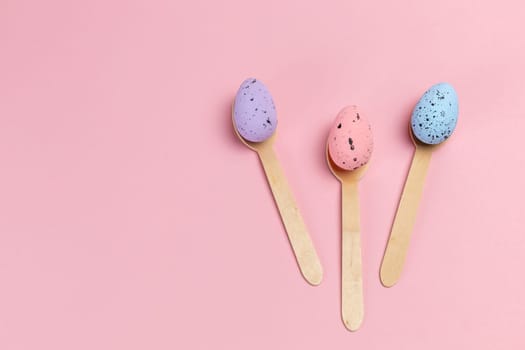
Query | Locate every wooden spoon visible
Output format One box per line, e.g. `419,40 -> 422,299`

380,82 -> 458,287
380,124 -> 439,287
326,145 -> 367,331
232,104 -> 323,286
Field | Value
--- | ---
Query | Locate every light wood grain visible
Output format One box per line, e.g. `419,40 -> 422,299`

380,145 -> 432,287
326,147 -> 366,331
341,180 -> 364,331
257,144 -> 323,285
232,104 -> 323,286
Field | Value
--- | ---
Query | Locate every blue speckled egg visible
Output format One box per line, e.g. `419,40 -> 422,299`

411,83 -> 458,145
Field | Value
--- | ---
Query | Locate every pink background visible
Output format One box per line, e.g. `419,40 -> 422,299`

1,0 -> 525,348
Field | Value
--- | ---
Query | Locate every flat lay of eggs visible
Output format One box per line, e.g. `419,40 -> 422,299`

232,78 -> 460,331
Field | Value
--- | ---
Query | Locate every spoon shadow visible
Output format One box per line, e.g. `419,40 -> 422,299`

221,98 -> 243,149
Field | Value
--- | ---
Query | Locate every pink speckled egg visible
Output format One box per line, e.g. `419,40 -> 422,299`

328,106 -> 373,171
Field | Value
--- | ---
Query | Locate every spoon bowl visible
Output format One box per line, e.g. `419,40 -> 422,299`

232,103 -> 276,152
326,144 -> 369,183
409,122 -> 443,149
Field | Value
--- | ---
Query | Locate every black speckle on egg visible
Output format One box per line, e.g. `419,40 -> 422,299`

250,98 -> 254,101
337,123 -> 342,129
251,79 -> 256,83
353,158 -> 357,161
348,138 -> 355,150
356,113 -> 360,120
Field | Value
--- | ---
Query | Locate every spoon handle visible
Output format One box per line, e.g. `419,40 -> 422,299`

257,146 -> 323,286
341,180 -> 364,331
380,146 -> 432,287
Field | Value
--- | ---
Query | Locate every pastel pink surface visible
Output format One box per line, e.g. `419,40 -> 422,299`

328,106 -> 373,170
1,1 -> 525,349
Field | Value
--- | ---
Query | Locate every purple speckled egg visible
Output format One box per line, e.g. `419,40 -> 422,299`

233,78 -> 277,142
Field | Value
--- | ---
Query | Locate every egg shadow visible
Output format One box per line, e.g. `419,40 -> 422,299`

316,117 -> 334,177
220,97 -> 244,150
377,97 -> 420,287
317,115 -> 346,324
395,98 -> 419,149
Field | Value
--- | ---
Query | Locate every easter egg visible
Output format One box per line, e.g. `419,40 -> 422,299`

233,78 -> 277,142
411,83 -> 458,145
328,106 -> 373,171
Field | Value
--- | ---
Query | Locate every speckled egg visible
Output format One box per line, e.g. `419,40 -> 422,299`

233,78 -> 277,142
411,82 -> 458,145
328,106 -> 373,171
